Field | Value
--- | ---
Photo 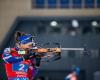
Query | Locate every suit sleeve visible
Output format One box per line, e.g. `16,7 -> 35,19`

2,48 -> 24,63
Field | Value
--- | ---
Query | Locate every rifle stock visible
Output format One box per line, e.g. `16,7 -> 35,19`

32,48 -> 61,53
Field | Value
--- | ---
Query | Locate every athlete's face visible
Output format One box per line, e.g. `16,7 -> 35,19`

19,42 -> 33,50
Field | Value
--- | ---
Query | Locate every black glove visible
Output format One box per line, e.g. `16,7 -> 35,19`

23,50 -> 35,60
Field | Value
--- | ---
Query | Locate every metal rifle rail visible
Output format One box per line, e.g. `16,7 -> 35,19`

61,48 -> 84,51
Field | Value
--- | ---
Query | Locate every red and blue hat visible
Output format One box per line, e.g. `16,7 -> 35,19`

19,34 -> 33,44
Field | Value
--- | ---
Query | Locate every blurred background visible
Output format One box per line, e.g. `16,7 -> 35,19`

0,0 -> 100,80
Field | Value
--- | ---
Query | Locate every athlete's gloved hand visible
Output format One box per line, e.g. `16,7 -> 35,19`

23,50 -> 35,60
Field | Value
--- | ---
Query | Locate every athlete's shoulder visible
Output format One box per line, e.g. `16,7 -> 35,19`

3,48 -> 16,53
4,48 -> 11,53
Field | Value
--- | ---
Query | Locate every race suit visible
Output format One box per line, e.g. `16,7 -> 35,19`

2,48 -> 38,80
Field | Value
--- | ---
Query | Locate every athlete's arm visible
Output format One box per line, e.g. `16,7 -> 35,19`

2,48 -> 24,63
2,48 -> 35,63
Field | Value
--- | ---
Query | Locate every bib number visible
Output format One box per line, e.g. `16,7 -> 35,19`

13,63 -> 28,72
19,64 -> 25,71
